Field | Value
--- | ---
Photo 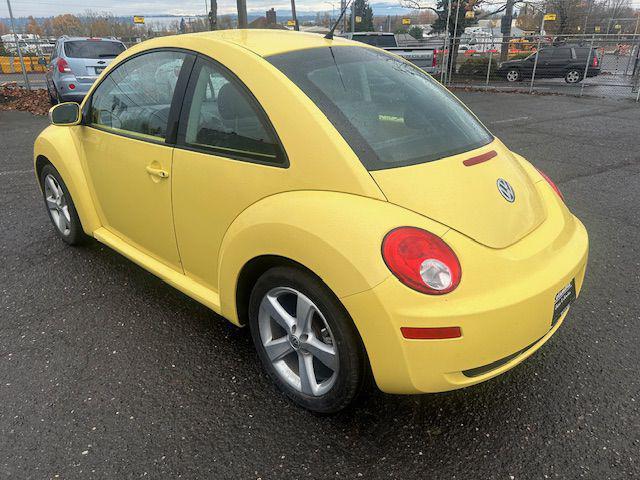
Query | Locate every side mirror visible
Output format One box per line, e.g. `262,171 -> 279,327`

49,102 -> 81,126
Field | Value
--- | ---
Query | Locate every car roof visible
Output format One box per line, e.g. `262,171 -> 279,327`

140,30 -> 356,58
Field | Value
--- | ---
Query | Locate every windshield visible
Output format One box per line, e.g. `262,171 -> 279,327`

352,34 -> 397,48
267,46 -> 492,171
64,40 -> 125,59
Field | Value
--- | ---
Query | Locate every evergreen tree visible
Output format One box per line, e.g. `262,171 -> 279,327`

431,0 -> 477,34
349,0 -> 374,32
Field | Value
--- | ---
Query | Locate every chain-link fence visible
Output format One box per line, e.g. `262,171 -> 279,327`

432,33 -> 640,102
2,34 -> 640,103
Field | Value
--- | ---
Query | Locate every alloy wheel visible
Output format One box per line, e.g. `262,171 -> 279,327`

44,174 -> 71,236
258,287 -> 339,396
506,70 -> 519,82
566,70 -> 581,83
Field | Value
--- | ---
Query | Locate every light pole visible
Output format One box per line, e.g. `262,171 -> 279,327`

6,0 -> 30,90
291,0 -> 300,31
326,2 -> 337,25
236,0 -> 247,28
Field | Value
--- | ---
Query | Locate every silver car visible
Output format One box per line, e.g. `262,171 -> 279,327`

45,36 -> 126,104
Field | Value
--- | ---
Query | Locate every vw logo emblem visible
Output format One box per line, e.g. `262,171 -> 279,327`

497,178 -> 515,203
289,335 -> 301,350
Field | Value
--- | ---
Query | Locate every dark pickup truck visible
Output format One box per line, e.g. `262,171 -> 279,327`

343,32 -> 439,75
497,45 -> 601,84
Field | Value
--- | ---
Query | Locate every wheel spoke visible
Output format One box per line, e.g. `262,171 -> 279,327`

264,336 -> 293,362
298,353 -> 317,395
295,294 -> 315,334
45,176 -> 59,198
304,337 -> 337,371
56,210 -> 67,231
45,196 -> 57,210
261,294 -> 295,332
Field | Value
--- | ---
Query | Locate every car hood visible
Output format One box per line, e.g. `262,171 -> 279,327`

370,142 -> 547,249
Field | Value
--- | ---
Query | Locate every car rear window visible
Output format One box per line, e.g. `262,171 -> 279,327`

267,46 -> 493,171
64,40 -> 125,59
352,35 -> 397,48
574,47 -> 597,59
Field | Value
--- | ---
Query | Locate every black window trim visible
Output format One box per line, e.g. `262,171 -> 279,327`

175,53 -> 289,168
81,47 -> 197,147
81,47 -> 289,168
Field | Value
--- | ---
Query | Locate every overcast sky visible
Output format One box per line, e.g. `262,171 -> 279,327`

0,0 -> 364,17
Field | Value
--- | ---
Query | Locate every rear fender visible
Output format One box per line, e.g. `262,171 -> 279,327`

217,191 -> 449,325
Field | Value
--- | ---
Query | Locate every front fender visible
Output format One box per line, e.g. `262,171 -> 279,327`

34,125 -> 101,235
217,191 -> 449,324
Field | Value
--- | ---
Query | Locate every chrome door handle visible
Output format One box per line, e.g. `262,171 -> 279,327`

145,166 -> 170,179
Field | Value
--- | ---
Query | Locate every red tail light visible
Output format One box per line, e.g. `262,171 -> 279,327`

57,57 -> 71,73
536,168 -> 564,201
382,227 -> 461,295
592,55 -> 598,67
432,52 -> 437,68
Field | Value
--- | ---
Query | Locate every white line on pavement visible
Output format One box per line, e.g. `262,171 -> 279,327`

491,116 -> 530,124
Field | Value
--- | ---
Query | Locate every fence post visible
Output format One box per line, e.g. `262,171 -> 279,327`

580,34 -> 595,97
529,16 -> 545,94
6,0 -> 31,90
486,42 -> 493,89
448,1 -> 461,86
440,0 -> 453,84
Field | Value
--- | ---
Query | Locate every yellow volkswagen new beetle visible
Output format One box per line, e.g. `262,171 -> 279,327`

34,30 -> 588,413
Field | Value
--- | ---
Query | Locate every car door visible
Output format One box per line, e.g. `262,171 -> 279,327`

532,48 -> 553,77
171,56 -> 289,291
547,47 -> 572,77
81,49 -> 195,271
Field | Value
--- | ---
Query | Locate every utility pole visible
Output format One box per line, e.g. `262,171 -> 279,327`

350,1 -> 355,32
291,0 -> 300,31
500,0 -> 514,62
341,0 -> 347,33
209,0 -> 217,30
6,0 -> 30,90
237,0 -> 248,28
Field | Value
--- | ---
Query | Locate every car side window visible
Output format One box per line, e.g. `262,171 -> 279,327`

553,48 -> 571,60
180,58 -> 284,164
89,50 -> 187,141
537,49 -> 552,60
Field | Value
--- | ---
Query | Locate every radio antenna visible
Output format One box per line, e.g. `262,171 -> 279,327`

324,0 -> 353,40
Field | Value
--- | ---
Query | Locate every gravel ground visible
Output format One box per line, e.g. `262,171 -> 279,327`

0,93 -> 638,479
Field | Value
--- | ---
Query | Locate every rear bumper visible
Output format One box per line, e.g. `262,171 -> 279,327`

341,186 -> 588,394
54,75 -> 94,103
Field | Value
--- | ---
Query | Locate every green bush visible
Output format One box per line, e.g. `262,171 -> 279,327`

509,52 -> 532,60
457,57 -> 500,77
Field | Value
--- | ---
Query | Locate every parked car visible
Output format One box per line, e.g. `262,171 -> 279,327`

35,30 -> 588,413
45,36 -> 126,104
498,45 -> 600,83
343,31 -> 439,75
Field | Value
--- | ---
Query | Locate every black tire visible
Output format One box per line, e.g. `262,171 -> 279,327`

565,68 -> 583,84
46,81 -> 59,106
505,68 -> 521,82
39,163 -> 89,246
248,266 -> 368,413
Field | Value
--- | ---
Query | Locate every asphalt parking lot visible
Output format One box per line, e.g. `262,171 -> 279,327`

1,92 -> 639,479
